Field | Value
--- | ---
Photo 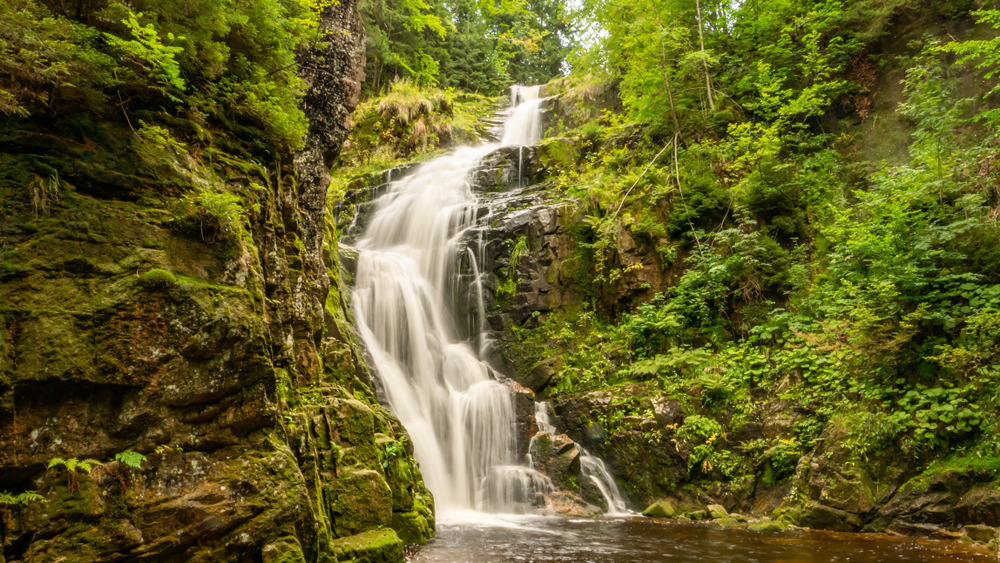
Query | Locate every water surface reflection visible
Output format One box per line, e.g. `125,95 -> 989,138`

406,513 -> 992,563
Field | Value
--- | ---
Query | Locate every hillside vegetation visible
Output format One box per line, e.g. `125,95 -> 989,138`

341,0 -> 1000,529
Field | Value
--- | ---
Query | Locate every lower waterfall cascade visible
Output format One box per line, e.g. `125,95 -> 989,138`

349,85 -> 628,515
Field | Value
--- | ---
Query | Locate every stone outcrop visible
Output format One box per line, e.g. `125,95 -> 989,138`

0,0 -> 434,560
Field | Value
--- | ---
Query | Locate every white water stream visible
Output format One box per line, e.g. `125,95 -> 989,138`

351,85 -> 626,515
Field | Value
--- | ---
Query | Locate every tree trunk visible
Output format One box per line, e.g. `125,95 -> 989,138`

696,0 -> 716,111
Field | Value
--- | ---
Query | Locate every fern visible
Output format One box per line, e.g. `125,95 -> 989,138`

0,491 -> 45,505
48,457 -> 103,473
47,457 -> 104,494
114,450 -> 147,469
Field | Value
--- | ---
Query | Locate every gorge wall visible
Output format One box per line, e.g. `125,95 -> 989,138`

0,1 -> 435,561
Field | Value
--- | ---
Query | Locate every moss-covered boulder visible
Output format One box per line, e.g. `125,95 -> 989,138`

328,468 -> 394,537
330,529 -> 404,563
748,520 -> 788,533
707,504 -> 728,519
391,511 -> 433,544
642,500 -> 675,518
965,524 -> 998,543
262,538 -> 308,563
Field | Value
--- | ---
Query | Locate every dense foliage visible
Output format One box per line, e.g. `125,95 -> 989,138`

359,0 -> 569,94
0,0 -> 327,155
509,0 -> 1000,486
345,0 -> 1000,490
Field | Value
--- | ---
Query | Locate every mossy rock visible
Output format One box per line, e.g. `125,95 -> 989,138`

391,511 -> 433,544
642,500 -> 675,518
707,504 -> 728,519
139,268 -> 177,289
749,520 -> 788,533
413,493 -> 436,530
327,468 -> 393,537
688,510 -> 708,520
965,524 -> 998,543
262,537 -> 307,563
330,529 -> 404,563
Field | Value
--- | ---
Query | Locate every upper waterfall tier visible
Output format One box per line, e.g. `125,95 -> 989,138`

501,85 -> 544,146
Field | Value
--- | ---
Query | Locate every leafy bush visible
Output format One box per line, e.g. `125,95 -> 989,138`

171,191 -> 243,241
1,0 -> 324,154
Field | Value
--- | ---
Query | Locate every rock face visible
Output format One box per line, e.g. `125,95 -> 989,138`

0,0 -> 434,561
528,433 -> 580,490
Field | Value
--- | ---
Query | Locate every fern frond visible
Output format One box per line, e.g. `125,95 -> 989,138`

0,491 -> 46,505
78,459 -> 104,473
47,458 -> 67,469
17,491 -> 45,504
114,450 -> 147,469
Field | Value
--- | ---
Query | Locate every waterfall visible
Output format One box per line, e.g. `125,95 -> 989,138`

577,446 -> 629,515
501,85 -> 544,147
530,402 -> 630,515
352,86 -> 547,513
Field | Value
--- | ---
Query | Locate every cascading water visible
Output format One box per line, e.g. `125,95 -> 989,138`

352,84 -> 628,516
352,85 -> 550,514
530,402 -> 630,515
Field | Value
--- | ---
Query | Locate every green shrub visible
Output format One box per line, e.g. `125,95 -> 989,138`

170,191 -> 243,240
140,268 -> 176,289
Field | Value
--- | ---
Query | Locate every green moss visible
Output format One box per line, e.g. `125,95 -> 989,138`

642,500 -> 675,518
919,455 -> 1000,480
329,529 -> 404,563
139,268 -> 177,289
748,521 -> 788,533
390,511 -> 432,544
262,537 -> 308,563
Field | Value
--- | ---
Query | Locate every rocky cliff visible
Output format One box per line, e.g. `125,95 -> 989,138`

0,1 -> 434,561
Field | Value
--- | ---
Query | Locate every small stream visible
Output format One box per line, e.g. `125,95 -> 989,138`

406,515 -> 992,563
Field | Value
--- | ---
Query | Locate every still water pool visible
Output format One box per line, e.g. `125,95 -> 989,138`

406,513 -> 993,563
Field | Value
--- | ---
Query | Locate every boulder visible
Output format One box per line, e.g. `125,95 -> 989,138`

505,380 -> 537,460
642,500 -> 676,518
964,524 -> 998,543
525,355 -> 564,391
798,502 -> 862,532
549,491 -> 603,517
262,538 -> 307,563
328,468 -> 394,537
707,504 -> 729,519
956,484 -> 1000,526
330,529 -> 404,563
749,520 -> 788,533
528,432 -> 581,490
867,473 -> 966,531
391,511 -> 433,544
887,521 -> 963,539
